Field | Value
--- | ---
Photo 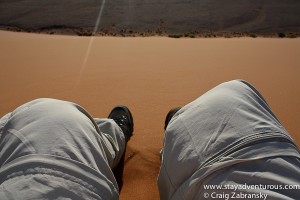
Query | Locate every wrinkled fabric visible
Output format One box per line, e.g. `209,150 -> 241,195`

0,98 -> 126,200
158,80 -> 300,200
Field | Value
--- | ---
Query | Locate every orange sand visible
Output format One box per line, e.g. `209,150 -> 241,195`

0,31 -> 299,199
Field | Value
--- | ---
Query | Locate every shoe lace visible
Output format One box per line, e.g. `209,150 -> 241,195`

113,115 -> 128,127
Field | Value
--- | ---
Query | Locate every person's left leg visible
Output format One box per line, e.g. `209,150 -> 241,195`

93,105 -> 134,190
93,105 -> 134,168
0,98 -> 133,199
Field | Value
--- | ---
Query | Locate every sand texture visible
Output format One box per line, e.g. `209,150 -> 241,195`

1,0 -> 300,36
0,31 -> 300,199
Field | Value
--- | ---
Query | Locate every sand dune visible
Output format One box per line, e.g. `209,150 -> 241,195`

1,0 -> 300,36
0,30 -> 299,199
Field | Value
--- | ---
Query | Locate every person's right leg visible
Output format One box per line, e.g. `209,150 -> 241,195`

159,80 -> 300,199
164,107 -> 181,130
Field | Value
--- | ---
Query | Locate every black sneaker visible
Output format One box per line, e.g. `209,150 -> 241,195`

164,107 -> 181,130
108,105 -> 134,142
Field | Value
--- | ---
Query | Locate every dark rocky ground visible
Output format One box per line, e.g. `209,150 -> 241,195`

1,0 -> 300,37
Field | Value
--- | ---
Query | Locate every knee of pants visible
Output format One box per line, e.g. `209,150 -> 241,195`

1,98 -> 102,165
11,98 -> 93,125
